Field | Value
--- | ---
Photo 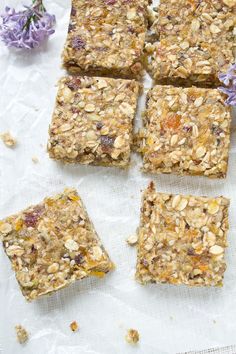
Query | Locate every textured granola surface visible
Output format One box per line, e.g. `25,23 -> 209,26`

62,0 -> 151,79
47,76 -> 140,167
148,0 -> 236,86
0,188 -> 113,301
136,182 -> 230,287
138,85 -> 231,178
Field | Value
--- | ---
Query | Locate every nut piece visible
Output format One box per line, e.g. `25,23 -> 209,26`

125,329 -> 140,344
0,132 -> 17,147
126,234 -> 138,246
70,321 -> 79,332
15,325 -> 29,344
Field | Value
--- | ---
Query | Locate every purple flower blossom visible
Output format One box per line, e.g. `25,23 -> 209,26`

218,63 -> 236,106
0,0 -> 56,49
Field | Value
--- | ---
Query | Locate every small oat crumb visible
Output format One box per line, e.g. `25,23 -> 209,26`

0,132 -> 17,147
126,234 -> 138,246
213,320 -> 217,324
32,156 -> 39,163
15,325 -> 29,344
70,321 -> 79,332
125,329 -> 139,344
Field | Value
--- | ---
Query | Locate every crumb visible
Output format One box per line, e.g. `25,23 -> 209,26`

169,316 -> 174,320
15,325 -> 29,344
125,329 -> 139,344
213,320 -> 217,324
126,234 -> 138,246
32,156 -> 39,163
70,321 -> 79,332
0,132 -> 17,148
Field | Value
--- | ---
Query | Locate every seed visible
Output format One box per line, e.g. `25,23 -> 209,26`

191,19 -> 200,31
208,201 -> 220,215
210,24 -> 221,34
194,97 -> 203,107
65,239 -> 79,251
196,146 -> 206,158
47,263 -> 59,274
114,136 -> 126,148
172,195 -> 181,209
170,134 -> 178,146
0,222 -> 12,234
209,245 -> 224,255
84,104 -> 95,112
176,198 -> 188,211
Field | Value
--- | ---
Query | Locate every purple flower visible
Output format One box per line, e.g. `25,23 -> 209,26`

0,0 -> 56,49
218,63 -> 236,106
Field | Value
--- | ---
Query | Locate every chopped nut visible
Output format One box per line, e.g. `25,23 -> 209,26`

125,329 -> 139,344
0,132 -> 17,147
126,234 -> 138,246
70,321 -> 79,332
15,325 -> 29,344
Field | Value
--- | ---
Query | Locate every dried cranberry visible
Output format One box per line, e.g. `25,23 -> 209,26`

74,254 -> 84,265
67,78 -> 81,91
100,135 -> 114,152
71,6 -> 76,16
211,124 -> 223,136
185,223 -> 190,230
96,122 -> 103,130
140,259 -> 149,267
187,248 -> 195,256
128,26 -> 135,34
68,23 -> 75,33
71,107 -> 80,114
71,36 -> 86,50
24,206 -> 44,228
183,125 -> 192,133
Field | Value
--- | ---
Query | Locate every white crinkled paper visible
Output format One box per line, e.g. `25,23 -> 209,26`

0,1 -> 236,353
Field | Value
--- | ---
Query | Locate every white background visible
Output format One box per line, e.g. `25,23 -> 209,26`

0,1 -> 236,353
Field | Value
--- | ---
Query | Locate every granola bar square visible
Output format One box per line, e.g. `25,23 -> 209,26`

139,85 -> 231,178
148,0 -> 236,86
47,76 -> 140,167
136,182 -> 230,287
0,189 -> 114,301
62,0 -> 151,79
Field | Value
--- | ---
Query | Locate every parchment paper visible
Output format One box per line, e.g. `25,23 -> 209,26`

0,1 -> 236,353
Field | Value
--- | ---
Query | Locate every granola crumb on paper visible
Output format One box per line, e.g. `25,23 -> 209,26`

32,156 -> 39,163
0,132 -> 17,148
125,329 -> 140,344
15,325 -> 29,344
70,321 -> 79,332
126,234 -> 138,246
